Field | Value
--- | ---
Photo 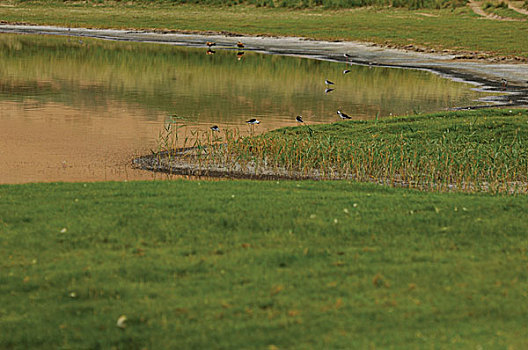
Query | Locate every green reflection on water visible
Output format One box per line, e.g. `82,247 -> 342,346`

0,34 -> 490,125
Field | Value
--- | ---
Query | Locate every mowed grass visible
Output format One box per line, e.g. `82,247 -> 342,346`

1,2 -> 528,57
1,180 -> 528,348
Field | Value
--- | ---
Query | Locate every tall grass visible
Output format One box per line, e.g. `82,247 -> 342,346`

148,109 -> 528,193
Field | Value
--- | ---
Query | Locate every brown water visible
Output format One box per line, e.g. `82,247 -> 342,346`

0,34 -> 492,184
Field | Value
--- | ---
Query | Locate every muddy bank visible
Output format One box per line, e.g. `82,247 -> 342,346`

1,24 -> 528,106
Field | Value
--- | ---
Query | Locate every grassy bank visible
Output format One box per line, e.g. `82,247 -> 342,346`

1,2 -> 528,58
153,109 -> 528,193
1,180 -> 528,348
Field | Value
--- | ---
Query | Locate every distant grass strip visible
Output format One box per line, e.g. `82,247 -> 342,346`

155,109 -> 528,193
3,0 -> 469,9
1,2 -> 528,58
1,180 -> 528,348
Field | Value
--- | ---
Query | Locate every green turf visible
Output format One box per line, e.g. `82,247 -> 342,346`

1,2 -> 528,58
1,180 -> 528,348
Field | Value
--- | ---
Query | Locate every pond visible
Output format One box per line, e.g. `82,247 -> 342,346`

0,34 -> 494,183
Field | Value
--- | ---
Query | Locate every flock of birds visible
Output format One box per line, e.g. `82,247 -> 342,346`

205,41 -> 355,133
205,41 -> 246,60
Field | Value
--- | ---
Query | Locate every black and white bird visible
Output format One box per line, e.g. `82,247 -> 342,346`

325,79 -> 335,86
343,69 -> 351,74
296,115 -> 304,123
210,125 -> 220,132
246,118 -> 260,125
206,41 -> 216,47
337,110 -> 352,120
325,88 -> 335,94
344,53 -> 353,59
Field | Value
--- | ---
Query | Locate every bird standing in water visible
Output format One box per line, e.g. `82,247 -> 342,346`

211,125 -> 220,132
296,115 -> 304,123
206,41 -> 216,47
237,41 -> 245,49
325,80 -> 334,86
246,118 -> 260,125
337,110 -> 352,120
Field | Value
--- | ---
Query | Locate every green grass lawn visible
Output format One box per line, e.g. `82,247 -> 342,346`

1,1 -> 528,57
1,180 -> 528,348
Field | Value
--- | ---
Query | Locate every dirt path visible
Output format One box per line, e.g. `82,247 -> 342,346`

508,1 -> 528,15
468,0 -> 524,21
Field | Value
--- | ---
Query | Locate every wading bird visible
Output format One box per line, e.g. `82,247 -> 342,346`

344,53 -> 352,59
237,41 -> 245,49
246,118 -> 260,125
206,41 -> 216,47
211,125 -> 220,132
296,115 -> 304,123
337,110 -> 352,120
325,80 -> 334,86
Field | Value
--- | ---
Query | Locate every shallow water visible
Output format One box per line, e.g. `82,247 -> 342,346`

0,34 -> 493,183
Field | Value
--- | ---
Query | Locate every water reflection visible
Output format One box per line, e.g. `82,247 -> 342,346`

0,34 -> 492,183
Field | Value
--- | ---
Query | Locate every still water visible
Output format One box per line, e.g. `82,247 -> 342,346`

0,34 -> 492,183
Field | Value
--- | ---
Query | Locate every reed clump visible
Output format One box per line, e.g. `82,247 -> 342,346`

148,109 -> 528,194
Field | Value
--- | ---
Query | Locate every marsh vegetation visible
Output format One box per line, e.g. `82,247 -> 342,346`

144,109 -> 528,193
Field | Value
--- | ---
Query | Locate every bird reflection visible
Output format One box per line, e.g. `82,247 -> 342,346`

237,51 -> 245,61
325,88 -> 335,94
206,49 -> 216,55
